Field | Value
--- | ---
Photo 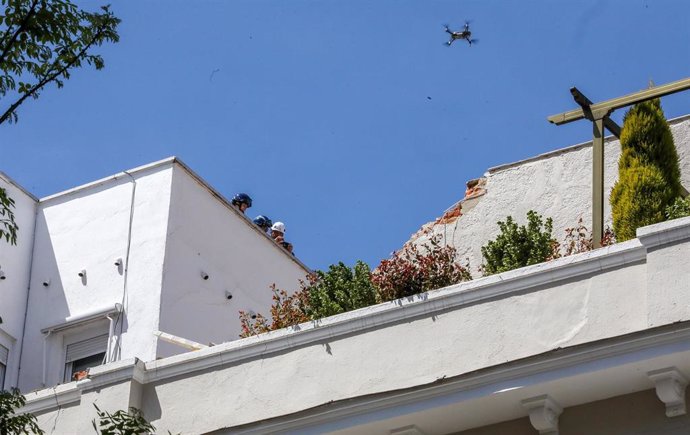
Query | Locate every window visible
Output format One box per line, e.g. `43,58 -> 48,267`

0,344 -> 7,389
64,334 -> 108,382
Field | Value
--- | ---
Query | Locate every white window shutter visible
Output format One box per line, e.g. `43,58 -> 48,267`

65,334 -> 108,363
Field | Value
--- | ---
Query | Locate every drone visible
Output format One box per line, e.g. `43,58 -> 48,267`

444,22 -> 477,46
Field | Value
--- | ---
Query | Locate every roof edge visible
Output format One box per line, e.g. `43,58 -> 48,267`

488,112 -> 690,174
172,160 -> 313,273
39,156 -> 178,203
0,171 -> 39,201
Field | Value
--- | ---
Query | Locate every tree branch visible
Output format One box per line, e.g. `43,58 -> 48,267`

0,25 -> 104,125
0,0 -> 41,66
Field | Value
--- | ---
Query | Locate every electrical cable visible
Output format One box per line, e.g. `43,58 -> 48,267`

110,171 -> 137,362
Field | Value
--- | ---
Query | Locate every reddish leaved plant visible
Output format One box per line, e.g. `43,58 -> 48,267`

371,234 -> 471,302
559,218 -> 615,257
239,283 -> 311,338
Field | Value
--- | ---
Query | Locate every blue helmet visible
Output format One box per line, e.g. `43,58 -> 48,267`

231,193 -> 252,208
253,215 -> 272,229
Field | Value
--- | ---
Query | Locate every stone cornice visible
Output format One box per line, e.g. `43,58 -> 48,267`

637,216 -> 690,248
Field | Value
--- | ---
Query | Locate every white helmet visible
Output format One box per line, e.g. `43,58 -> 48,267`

271,221 -> 286,234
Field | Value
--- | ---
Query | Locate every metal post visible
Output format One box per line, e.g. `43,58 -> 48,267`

592,118 -> 605,248
548,78 -> 690,248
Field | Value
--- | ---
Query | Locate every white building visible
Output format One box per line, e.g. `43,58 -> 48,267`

0,157 -> 309,393
1,114 -> 690,434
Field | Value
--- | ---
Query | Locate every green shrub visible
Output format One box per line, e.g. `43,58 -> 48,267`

611,99 -> 682,241
92,404 -> 156,435
0,388 -> 43,435
239,261 -> 377,337
610,164 -> 676,239
665,196 -> 690,220
307,261 -> 377,319
481,210 -> 557,275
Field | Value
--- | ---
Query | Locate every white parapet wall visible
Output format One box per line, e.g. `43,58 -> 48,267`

23,216 -> 690,435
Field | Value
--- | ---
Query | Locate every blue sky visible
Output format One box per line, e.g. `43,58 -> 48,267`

2,0 -> 690,271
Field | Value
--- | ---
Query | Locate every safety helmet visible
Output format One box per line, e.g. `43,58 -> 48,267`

253,215 -> 273,230
271,221 -> 286,234
231,193 -> 252,208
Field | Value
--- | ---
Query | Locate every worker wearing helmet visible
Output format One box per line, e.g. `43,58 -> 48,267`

231,193 -> 252,214
252,215 -> 273,233
270,222 -> 286,243
282,241 -> 294,255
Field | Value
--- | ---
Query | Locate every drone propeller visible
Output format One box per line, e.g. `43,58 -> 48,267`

468,38 -> 479,46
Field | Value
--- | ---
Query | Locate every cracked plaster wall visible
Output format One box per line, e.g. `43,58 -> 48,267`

410,115 -> 690,275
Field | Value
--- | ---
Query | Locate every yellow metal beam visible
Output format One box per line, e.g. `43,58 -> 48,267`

548,77 -> 690,125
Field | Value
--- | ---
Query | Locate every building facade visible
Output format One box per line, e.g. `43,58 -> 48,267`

0,158 -> 309,394
2,117 -> 690,434
17,216 -> 690,435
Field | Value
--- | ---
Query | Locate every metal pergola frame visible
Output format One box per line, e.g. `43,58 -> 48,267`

547,77 -> 690,247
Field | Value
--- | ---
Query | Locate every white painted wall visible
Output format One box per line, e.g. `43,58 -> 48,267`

23,217 -> 690,435
18,164 -> 173,391
412,115 -> 690,274
0,173 -> 37,389
156,165 -> 310,357
13,158 -> 310,392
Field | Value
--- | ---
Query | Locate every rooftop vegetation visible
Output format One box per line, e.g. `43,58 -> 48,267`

611,99 -> 684,241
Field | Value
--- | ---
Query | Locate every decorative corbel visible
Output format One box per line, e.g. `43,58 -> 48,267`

648,367 -> 688,417
389,424 -> 427,435
521,394 -> 563,435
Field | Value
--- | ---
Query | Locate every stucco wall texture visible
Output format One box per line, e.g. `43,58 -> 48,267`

410,115 -> 690,274
157,165 -> 309,358
18,166 -> 173,390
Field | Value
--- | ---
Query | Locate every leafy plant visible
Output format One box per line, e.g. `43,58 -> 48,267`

239,284 -> 310,338
559,218 -> 615,257
0,187 -> 18,244
0,388 -> 44,435
307,261 -> 377,319
92,404 -> 155,435
665,196 -> 690,220
610,99 -> 682,241
480,210 -> 557,275
0,0 -> 121,124
371,234 -> 471,302
239,261 -> 378,338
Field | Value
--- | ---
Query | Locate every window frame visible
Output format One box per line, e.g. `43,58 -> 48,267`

60,326 -> 110,383
0,343 -> 8,389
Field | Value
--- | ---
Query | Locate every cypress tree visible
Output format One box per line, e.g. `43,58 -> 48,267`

610,99 -> 681,241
